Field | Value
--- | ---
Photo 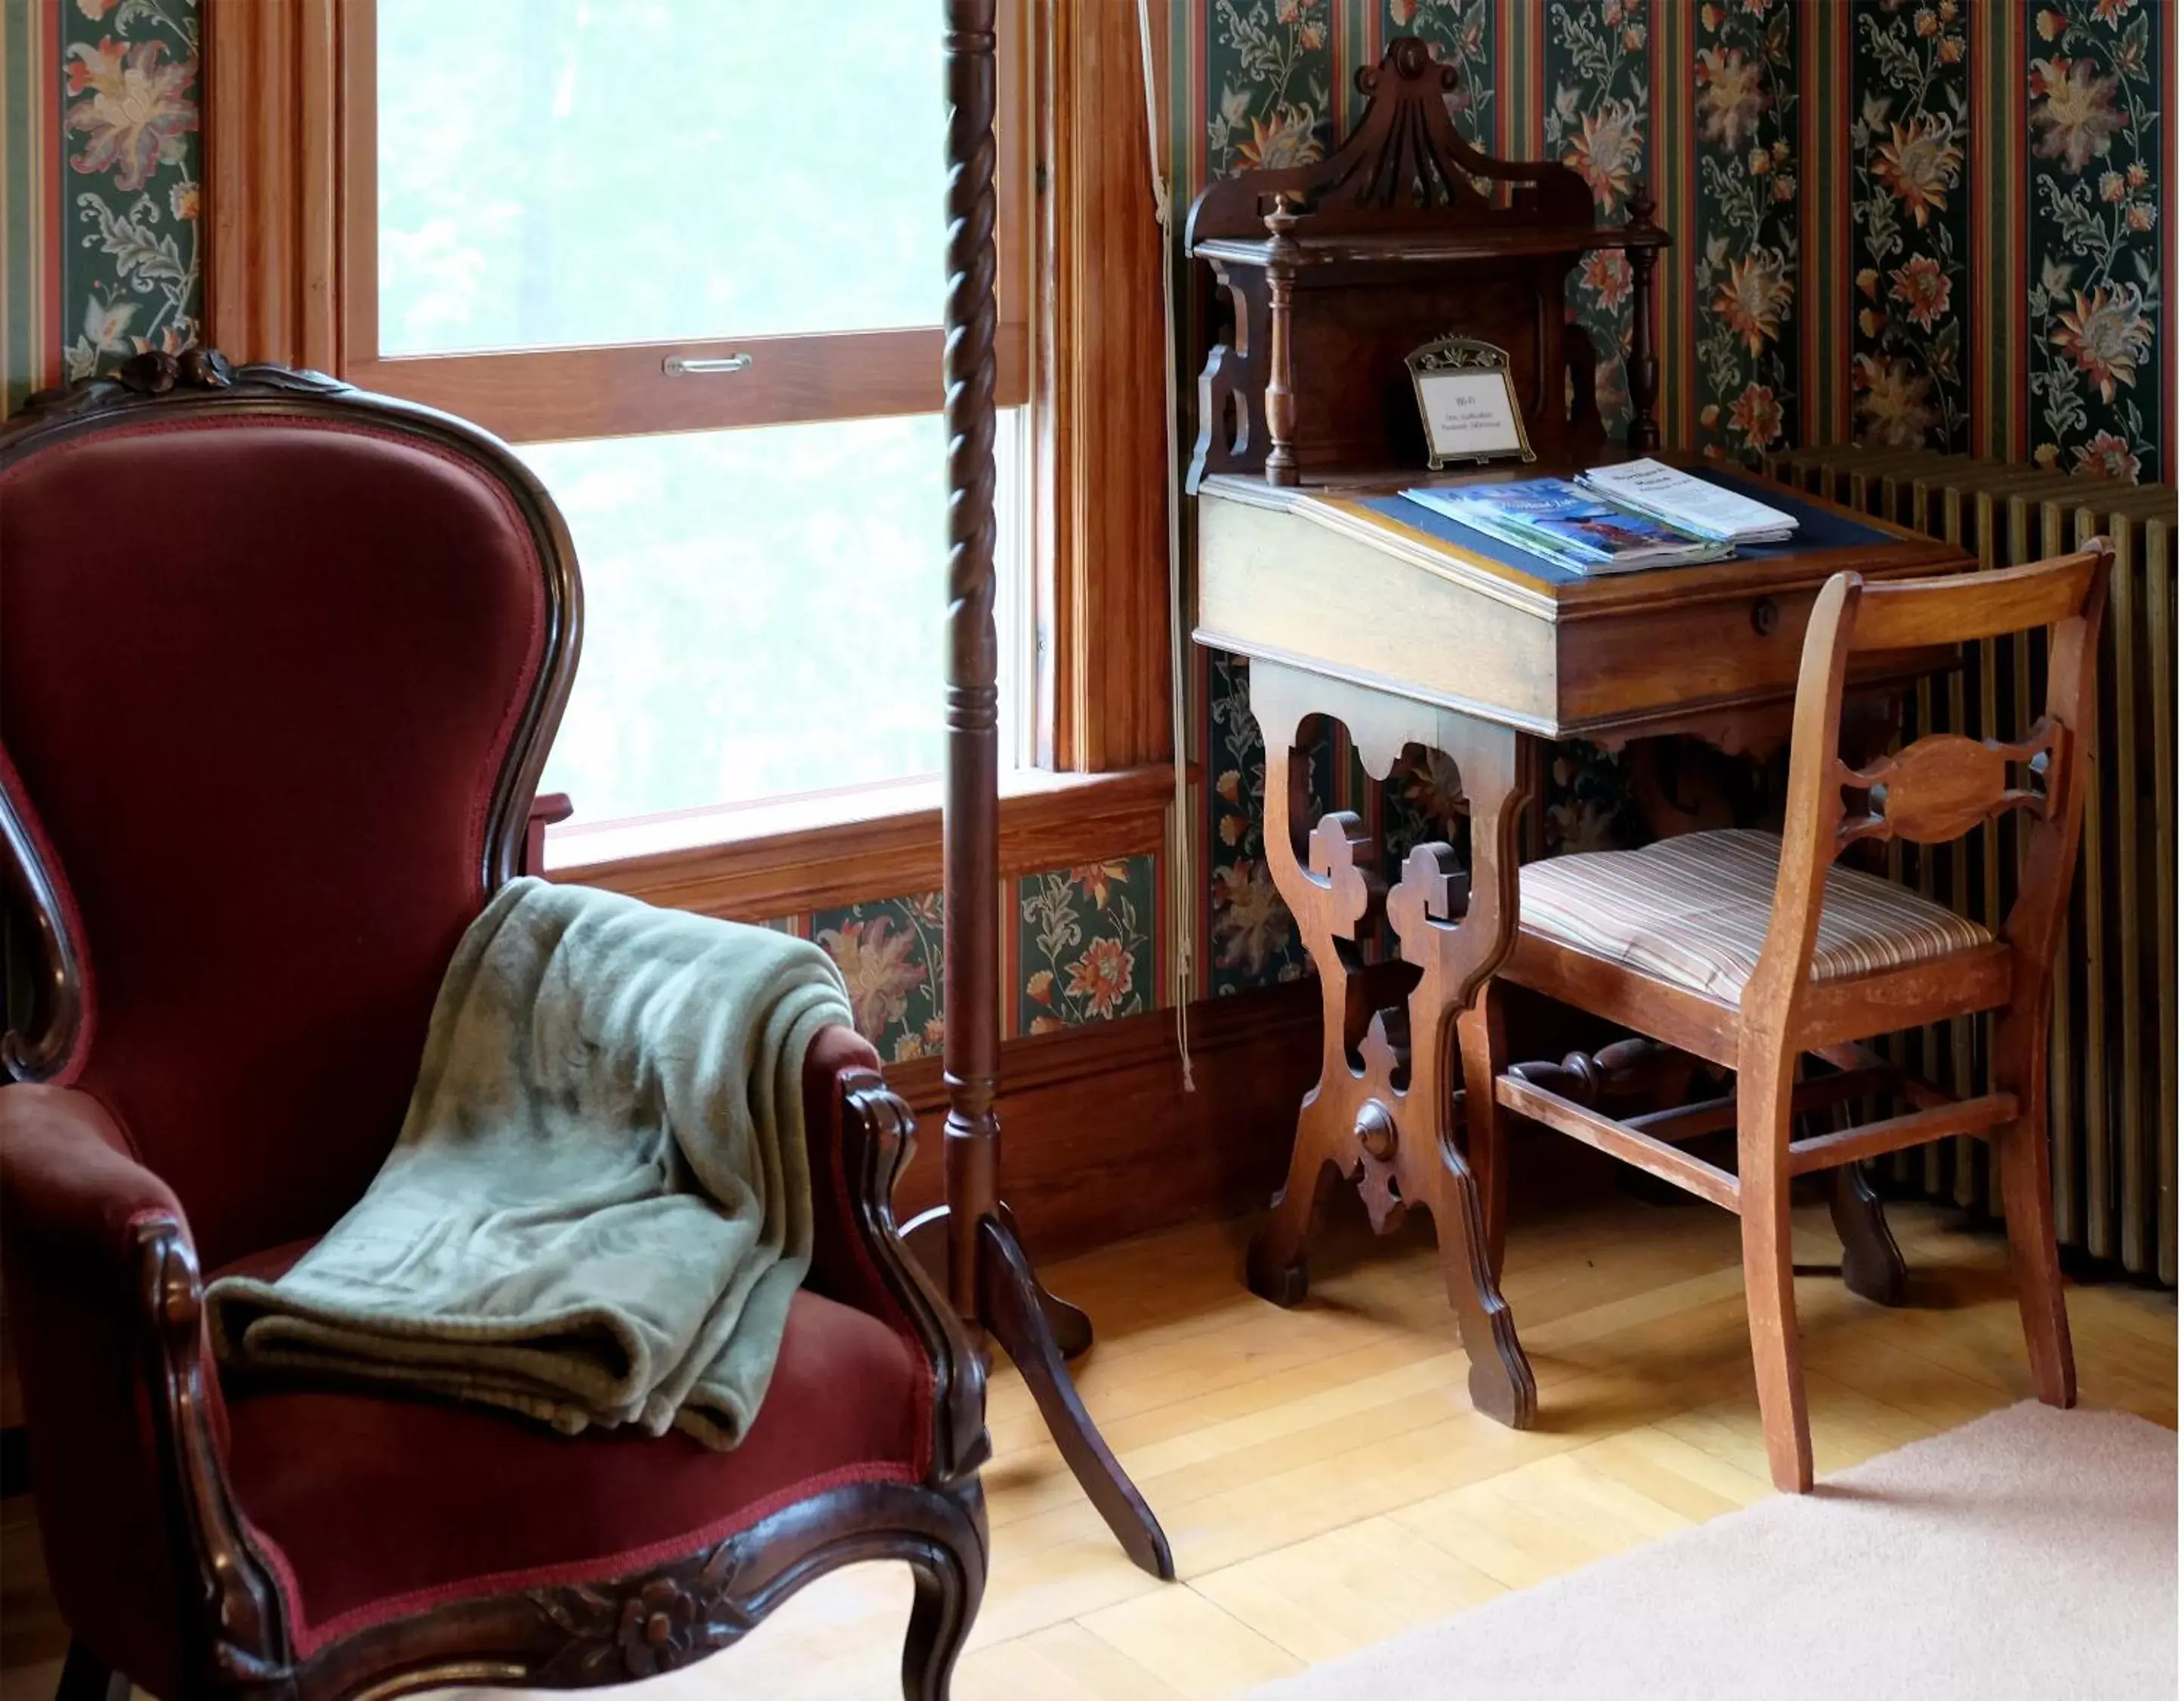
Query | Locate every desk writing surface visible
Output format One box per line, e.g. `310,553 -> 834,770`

1193,461 -> 1972,741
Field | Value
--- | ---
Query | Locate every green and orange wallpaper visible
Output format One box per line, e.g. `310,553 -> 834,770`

3,0 -> 2172,1050
1180,0 -> 2173,1005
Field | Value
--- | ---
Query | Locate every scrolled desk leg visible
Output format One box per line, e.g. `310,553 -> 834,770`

1247,1156 -> 1338,1309
1384,718 -> 1539,1430
1243,723 -> 1375,1309
1458,982 -> 1512,1283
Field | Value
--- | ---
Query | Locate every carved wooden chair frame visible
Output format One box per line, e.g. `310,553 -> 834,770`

1484,546 -> 2113,1492
0,351 -> 992,1700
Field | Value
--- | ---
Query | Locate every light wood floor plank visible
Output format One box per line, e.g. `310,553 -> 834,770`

1189,1515 -> 1507,1665
1076,1585 -> 1302,1698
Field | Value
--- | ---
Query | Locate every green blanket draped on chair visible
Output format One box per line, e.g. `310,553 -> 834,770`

207,877 -> 853,1449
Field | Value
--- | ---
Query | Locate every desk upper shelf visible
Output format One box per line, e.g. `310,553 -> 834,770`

1184,36 -> 1671,492
1193,465 -> 1973,746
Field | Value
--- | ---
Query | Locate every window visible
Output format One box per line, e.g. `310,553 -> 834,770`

347,0 -> 1034,826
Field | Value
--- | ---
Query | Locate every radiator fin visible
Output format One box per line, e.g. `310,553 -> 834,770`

1763,449 -> 2177,1284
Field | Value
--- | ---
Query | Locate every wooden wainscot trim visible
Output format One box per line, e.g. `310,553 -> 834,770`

889,981 -> 1322,1262
548,764 -> 1178,922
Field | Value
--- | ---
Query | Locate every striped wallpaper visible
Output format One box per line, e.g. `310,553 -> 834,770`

2,2 -> 2173,1033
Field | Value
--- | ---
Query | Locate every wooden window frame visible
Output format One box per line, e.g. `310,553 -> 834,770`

199,0 -> 1174,915
349,0 -> 1030,441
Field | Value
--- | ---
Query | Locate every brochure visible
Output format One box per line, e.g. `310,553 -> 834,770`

1576,458 -> 1798,545
1400,479 -> 1737,574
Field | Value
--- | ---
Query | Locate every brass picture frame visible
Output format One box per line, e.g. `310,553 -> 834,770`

1405,336 -> 1535,470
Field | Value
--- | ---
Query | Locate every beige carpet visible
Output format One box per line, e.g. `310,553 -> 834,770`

1245,1403 -> 2176,1701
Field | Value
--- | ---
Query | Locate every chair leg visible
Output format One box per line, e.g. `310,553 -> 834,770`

56,1642 -> 128,1701
900,1496 -> 987,1701
1737,1050 -> 1813,1493
1993,1009 -> 2076,1408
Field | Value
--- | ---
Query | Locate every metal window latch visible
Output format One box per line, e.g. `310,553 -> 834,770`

662,353 -> 752,375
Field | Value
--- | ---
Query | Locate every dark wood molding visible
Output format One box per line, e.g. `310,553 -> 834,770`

888,982 -> 1322,1263
202,0 -> 346,372
276,1481 -> 985,1699
1037,0 -> 1172,771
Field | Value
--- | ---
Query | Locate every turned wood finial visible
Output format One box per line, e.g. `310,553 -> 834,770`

1260,193 -> 1303,488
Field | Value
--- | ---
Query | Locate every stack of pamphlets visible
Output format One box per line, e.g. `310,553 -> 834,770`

1401,478 -> 1736,576
1575,458 -> 1799,545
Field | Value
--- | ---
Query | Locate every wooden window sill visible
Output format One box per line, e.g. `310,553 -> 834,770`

546,764 -> 1178,921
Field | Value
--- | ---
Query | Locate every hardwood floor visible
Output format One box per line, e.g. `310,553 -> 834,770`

0,1189 -> 2173,1700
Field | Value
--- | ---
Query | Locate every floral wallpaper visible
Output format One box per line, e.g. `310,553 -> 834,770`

1385,1 -> 1493,147
1205,652 -> 1318,996
801,853 -> 1164,1060
1691,0 -> 1797,462
5,1 -> 2167,1046
1020,859 -> 1158,1033
2026,0 -> 2164,483
59,0 -> 201,382
1207,0 -> 1335,178
1847,0 -> 1971,452
811,891 -> 946,1064
1546,0 -> 1649,436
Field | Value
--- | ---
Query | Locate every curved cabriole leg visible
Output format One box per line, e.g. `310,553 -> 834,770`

901,1520 -> 987,1701
979,1215 -> 1175,1579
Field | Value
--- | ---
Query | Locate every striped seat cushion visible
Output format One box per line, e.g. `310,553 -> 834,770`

1518,829 -> 1992,1002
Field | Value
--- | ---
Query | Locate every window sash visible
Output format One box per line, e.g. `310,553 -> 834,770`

338,0 -> 1033,444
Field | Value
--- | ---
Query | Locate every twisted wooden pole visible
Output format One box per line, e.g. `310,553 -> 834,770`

932,0 -> 1173,1579
941,0 -> 1003,1323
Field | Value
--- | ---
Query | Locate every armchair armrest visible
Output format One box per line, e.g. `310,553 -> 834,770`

520,791 -> 573,877
799,1029 -> 989,1486
1,1086 -> 286,1690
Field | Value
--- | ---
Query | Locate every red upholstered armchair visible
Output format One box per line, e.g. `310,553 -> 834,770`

0,353 -> 989,1700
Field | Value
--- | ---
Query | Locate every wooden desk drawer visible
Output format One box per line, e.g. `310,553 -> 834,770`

1559,588 -> 1821,727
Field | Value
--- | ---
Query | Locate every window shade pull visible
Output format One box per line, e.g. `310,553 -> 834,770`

662,353 -> 752,375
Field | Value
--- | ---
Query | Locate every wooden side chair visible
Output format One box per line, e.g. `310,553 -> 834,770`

1480,547 -> 2112,1492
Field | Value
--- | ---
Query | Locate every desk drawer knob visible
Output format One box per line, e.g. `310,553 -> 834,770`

1751,597 -> 1779,637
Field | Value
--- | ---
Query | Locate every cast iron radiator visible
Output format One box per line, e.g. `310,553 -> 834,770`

1763,446 -> 2176,1285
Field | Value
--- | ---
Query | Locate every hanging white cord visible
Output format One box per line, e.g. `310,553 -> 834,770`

1136,0 -> 1195,1091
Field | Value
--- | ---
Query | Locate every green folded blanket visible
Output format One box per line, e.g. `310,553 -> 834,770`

206,877 -> 853,1449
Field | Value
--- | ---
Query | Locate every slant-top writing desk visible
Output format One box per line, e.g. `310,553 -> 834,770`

1185,39 -> 1973,1427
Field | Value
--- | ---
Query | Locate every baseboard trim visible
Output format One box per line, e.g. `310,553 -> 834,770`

886,980 -> 1320,1261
